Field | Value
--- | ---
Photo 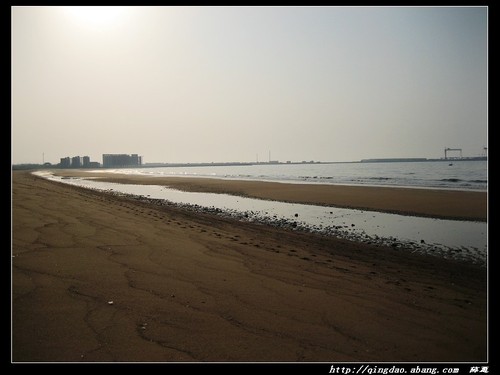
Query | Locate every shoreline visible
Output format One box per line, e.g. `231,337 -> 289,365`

51,170 -> 487,221
12,170 -> 487,362
85,170 -> 490,193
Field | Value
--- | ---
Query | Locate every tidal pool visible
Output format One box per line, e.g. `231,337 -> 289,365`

34,171 -> 487,266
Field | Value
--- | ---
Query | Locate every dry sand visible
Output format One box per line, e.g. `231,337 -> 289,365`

12,170 -> 487,362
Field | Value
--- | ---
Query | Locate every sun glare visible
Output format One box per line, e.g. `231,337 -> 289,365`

64,6 -> 127,30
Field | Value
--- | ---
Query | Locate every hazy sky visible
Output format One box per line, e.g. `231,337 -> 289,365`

12,6 -> 487,164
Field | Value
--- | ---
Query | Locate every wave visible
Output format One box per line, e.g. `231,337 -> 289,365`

439,178 -> 486,183
107,163 -> 486,191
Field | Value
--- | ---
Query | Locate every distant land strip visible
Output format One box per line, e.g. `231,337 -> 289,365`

12,155 -> 487,170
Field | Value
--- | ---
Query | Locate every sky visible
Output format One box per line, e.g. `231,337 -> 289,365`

11,6 -> 488,165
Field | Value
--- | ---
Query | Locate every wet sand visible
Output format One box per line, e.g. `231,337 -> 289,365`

52,170 -> 487,221
12,170 -> 487,362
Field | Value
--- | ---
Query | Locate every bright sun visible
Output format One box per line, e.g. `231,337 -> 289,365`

64,6 -> 127,30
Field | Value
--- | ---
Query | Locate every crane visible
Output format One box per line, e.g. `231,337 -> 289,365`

444,148 -> 462,160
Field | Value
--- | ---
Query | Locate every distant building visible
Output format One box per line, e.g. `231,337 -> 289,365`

71,156 -> 82,168
130,154 -> 142,166
102,154 -> 142,168
82,156 -> 91,168
59,155 -> 100,168
60,157 -> 71,168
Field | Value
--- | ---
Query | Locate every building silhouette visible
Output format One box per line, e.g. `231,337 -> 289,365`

58,154 -> 141,168
60,157 -> 71,168
102,154 -> 142,168
59,155 -> 100,168
71,156 -> 82,168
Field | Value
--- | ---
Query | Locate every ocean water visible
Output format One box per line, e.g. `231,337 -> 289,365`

92,160 -> 487,191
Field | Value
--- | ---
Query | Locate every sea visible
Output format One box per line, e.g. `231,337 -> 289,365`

93,160 -> 487,191
34,160 -> 488,266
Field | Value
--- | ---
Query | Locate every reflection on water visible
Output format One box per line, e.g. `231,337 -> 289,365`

34,171 -> 487,266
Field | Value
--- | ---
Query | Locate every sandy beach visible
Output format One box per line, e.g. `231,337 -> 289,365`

12,170 -> 487,362
52,170 -> 487,221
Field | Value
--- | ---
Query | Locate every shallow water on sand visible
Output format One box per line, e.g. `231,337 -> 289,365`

34,171 -> 487,266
